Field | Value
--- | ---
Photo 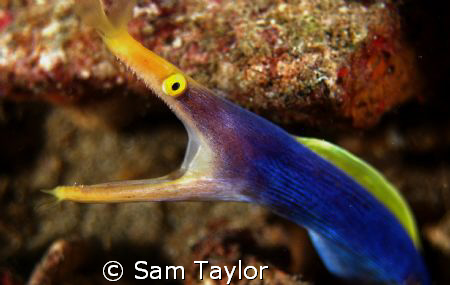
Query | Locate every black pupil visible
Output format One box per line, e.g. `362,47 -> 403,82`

172,82 -> 180,91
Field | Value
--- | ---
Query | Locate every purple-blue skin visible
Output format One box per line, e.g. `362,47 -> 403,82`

49,1 -> 430,284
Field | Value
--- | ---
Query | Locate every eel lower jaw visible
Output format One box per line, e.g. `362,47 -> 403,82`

50,174 -> 226,203
48,135 -> 247,204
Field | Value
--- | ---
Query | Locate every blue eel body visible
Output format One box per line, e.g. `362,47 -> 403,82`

182,88 -> 430,284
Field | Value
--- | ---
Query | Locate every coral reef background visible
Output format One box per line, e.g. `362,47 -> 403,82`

0,0 -> 449,284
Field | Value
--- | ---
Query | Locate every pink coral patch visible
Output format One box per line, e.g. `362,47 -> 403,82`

0,10 -> 12,31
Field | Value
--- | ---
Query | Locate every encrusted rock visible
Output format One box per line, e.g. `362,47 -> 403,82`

0,0 -> 421,127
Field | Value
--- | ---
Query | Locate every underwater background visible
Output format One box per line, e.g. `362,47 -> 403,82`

1,0 -> 449,284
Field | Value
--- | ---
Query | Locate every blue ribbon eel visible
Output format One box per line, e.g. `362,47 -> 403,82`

48,1 -> 430,284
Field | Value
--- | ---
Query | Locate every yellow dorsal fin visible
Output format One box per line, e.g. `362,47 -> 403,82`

296,137 -> 421,248
75,0 -> 135,38
107,0 -> 135,30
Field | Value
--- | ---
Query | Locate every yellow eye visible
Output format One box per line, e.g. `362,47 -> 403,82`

162,73 -> 187,97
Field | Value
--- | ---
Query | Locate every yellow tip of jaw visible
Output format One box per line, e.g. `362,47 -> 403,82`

42,186 -> 66,202
42,185 -> 121,204
43,185 -> 100,203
